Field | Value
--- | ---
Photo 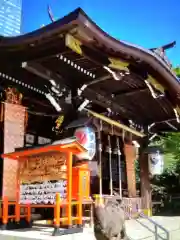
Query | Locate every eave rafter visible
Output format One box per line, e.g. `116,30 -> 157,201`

21,32 -> 180,130
65,33 -> 130,74
64,32 -> 180,96
64,33 -> 180,117
113,87 -> 147,97
22,61 -> 64,85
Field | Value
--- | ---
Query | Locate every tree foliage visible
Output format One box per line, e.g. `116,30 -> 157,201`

151,133 -> 180,188
160,133 -> 180,160
151,133 -> 180,214
173,66 -> 180,78
135,133 -> 180,214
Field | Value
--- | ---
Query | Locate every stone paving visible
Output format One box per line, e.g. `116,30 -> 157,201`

0,226 -> 96,240
0,216 -> 180,240
125,216 -> 180,240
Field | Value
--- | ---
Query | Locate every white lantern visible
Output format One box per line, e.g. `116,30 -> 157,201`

74,127 -> 96,161
148,147 -> 164,175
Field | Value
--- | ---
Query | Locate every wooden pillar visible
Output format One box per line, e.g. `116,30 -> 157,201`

66,151 -> 73,226
124,144 -> 136,197
139,151 -> 152,216
3,102 -> 26,200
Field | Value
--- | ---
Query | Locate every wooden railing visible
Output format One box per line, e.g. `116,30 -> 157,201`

122,197 -> 142,219
0,193 -> 93,230
93,195 -> 142,219
2,196 -> 31,226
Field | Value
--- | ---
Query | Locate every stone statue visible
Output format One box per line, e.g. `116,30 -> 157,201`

94,196 -> 127,240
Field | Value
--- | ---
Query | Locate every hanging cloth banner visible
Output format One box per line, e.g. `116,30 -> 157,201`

85,108 -> 145,138
65,34 -> 83,55
108,57 -> 130,72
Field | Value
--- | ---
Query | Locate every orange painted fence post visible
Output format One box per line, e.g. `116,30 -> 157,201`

77,184 -> 83,225
0,201 -> 2,219
77,199 -> 83,226
26,203 -> 31,223
15,202 -> 20,223
54,193 -> 61,228
2,196 -> 8,226
67,152 -> 73,226
16,161 -> 20,223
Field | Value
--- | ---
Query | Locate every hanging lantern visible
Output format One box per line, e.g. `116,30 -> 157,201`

74,127 -> 96,161
147,147 -> 164,175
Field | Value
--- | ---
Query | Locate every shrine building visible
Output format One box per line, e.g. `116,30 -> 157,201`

0,8 -> 180,218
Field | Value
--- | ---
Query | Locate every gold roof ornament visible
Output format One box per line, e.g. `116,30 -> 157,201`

146,75 -> 165,94
108,57 -> 130,72
65,34 -> 83,55
5,87 -> 23,105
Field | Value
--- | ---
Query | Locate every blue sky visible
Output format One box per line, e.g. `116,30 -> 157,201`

22,0 -> 180,67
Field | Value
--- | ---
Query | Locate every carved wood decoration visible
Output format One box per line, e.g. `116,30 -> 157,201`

5,87 -> 23,105
19,152 -> 67,183
4,87 -> 28,130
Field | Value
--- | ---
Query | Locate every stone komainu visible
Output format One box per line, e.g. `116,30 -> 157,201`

94,197 -> 128,240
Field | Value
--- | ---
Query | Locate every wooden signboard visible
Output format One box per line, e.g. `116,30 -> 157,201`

19,152 -> 67,204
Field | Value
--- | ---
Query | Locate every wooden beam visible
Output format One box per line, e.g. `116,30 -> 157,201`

23,96 -> 53,109
1,141 -> 87,160
82,87 -> 143,123
22,61 -> 68,88
85,109 -> 145,137
113,87 -> 147,97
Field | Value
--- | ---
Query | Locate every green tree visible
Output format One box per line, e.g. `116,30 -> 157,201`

151,133 -> 180,214
173,66 -> 180,78
160,133 -> 180,160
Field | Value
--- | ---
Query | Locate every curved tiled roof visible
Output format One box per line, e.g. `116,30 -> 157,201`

0,8 -> 180,133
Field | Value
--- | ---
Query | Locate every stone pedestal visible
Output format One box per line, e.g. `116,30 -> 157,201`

124,144 -> 136,197
3,103 -> 26,200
